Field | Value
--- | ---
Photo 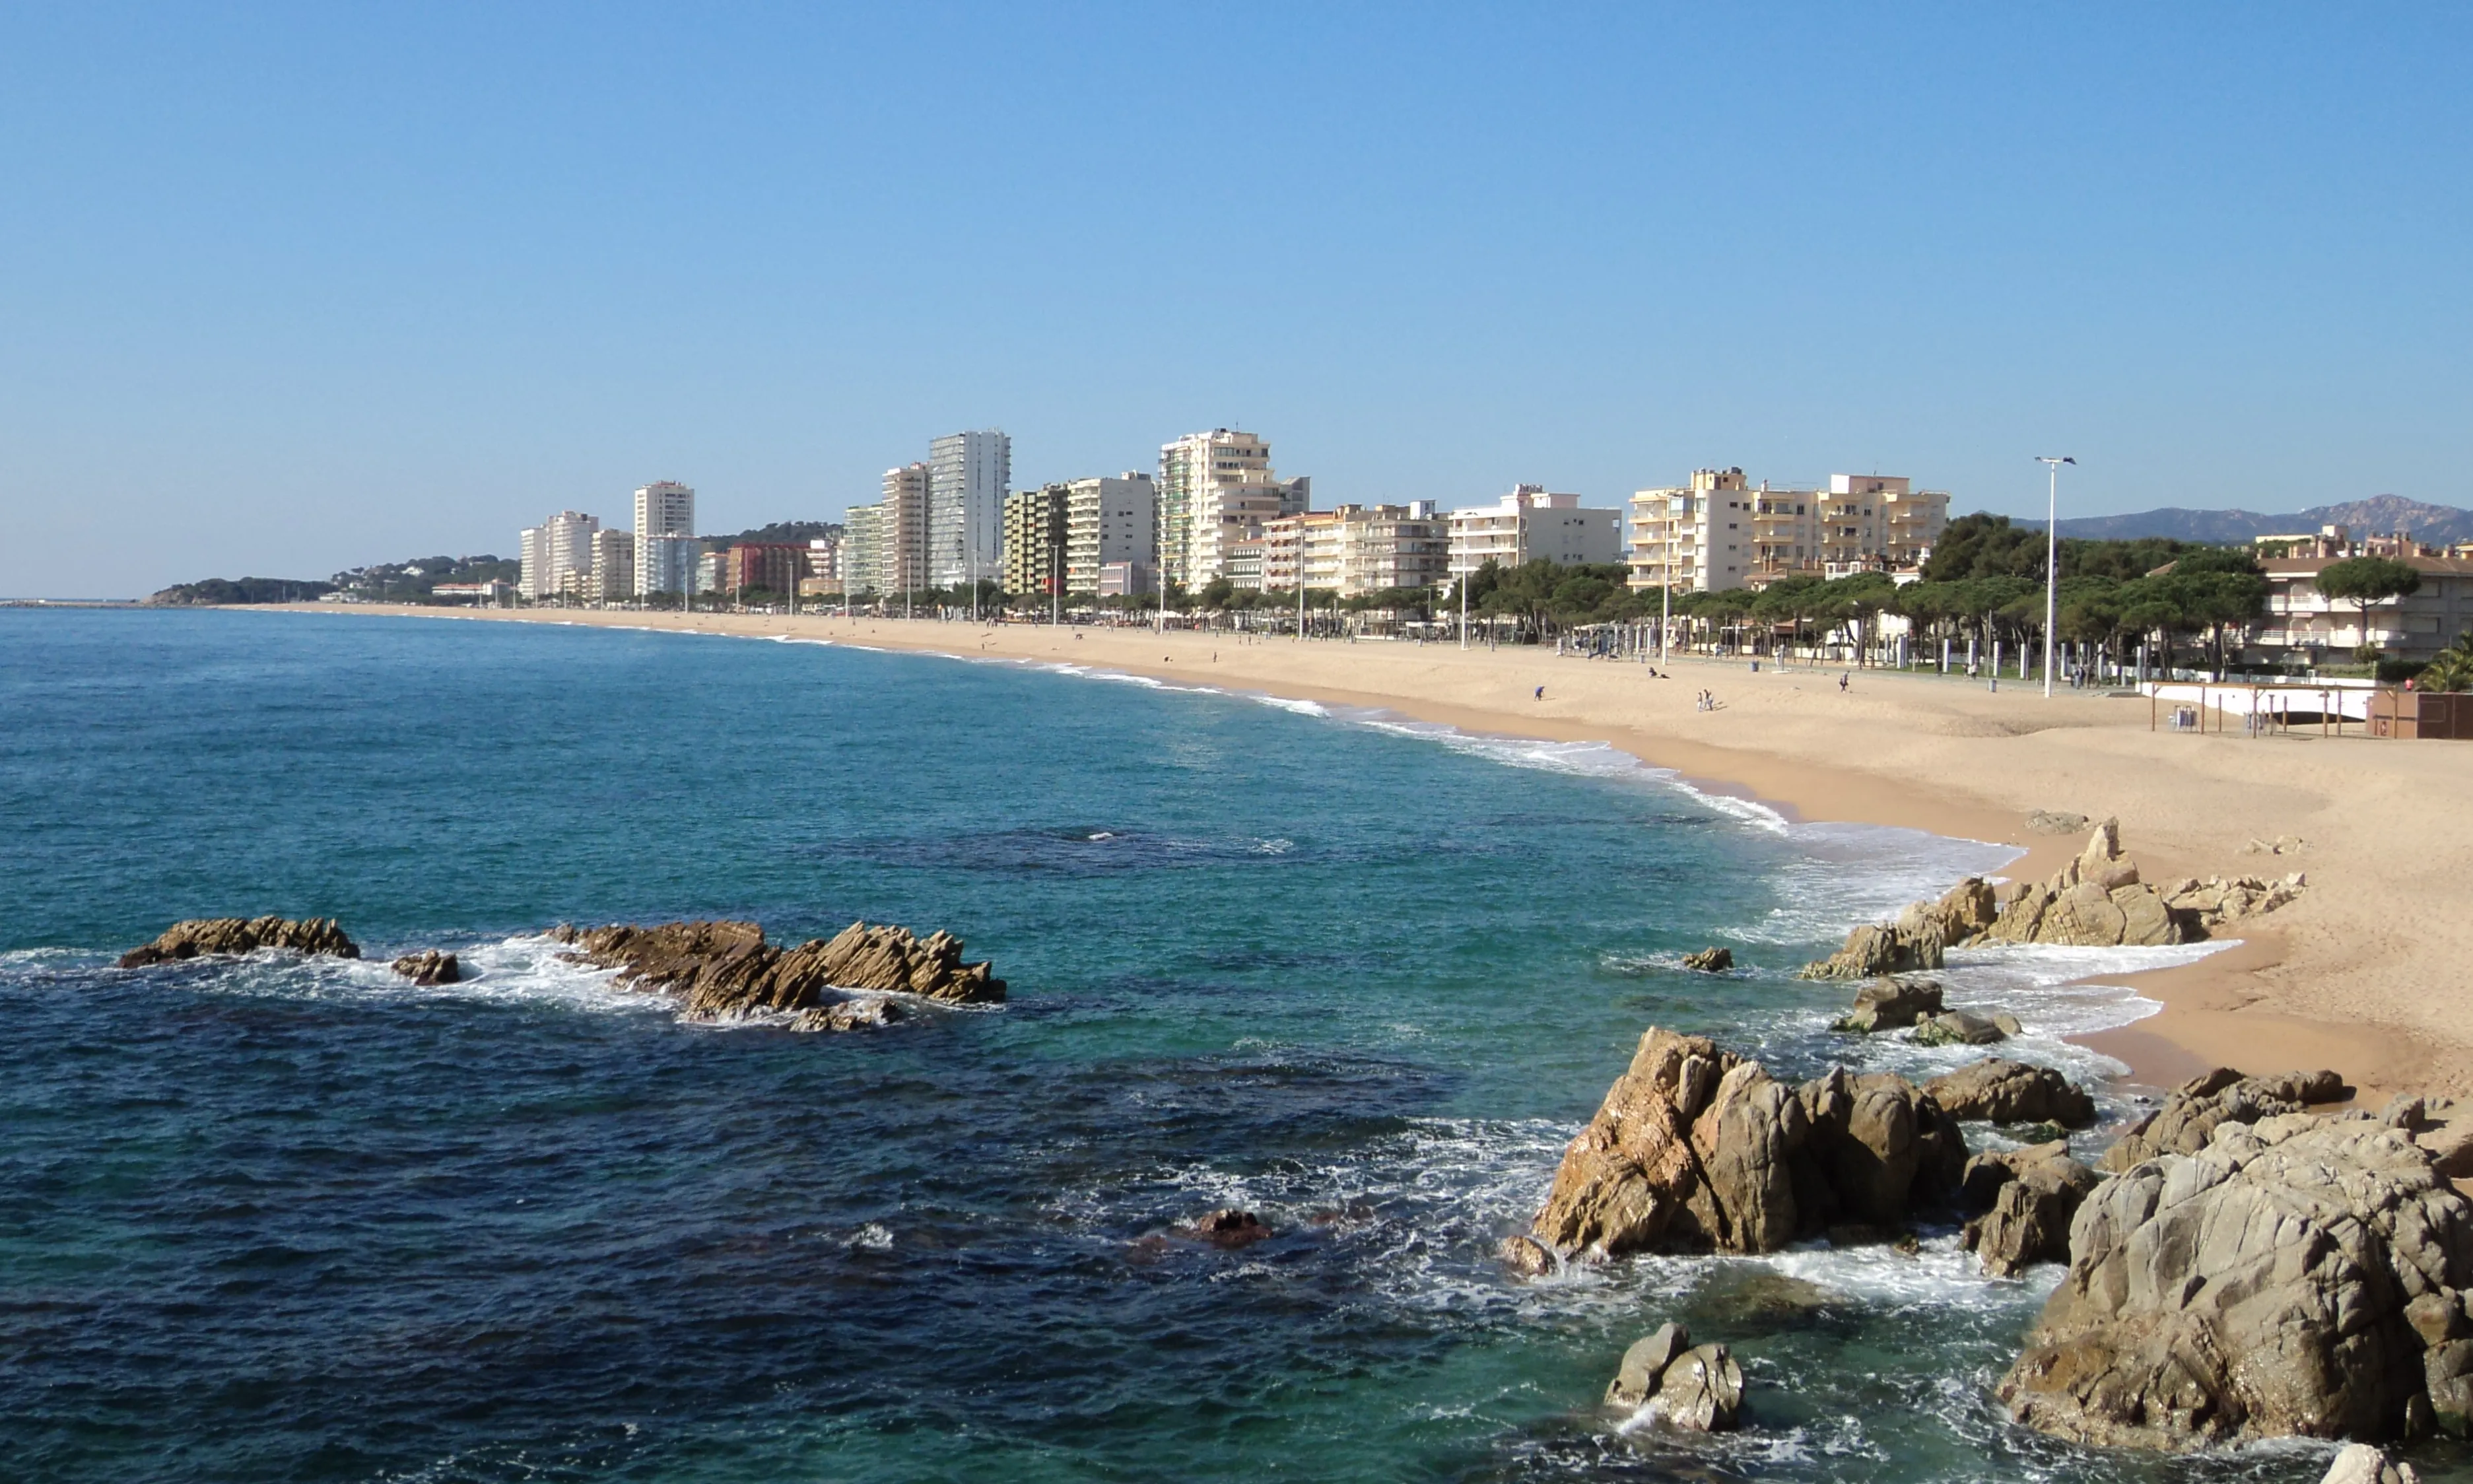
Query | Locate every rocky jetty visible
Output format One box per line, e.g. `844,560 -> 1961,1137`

120,916 -> 360,967
1960,1140 -> 2100,1277
1801,819 -> 2306,974
390,950 -> 461,986
1924,1059 -> 2097,1127
550,918 -> 1003,1018
1679,947 -> 1734,972
1606,1323 -> 1744,1431
2000,1103 -> 2473,1450
1530,1027 -> 1967,1258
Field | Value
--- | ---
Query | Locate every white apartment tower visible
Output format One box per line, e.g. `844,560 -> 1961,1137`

1443,487 -> 1623,588
927,430 -> 1011,589
1158,428 -> 1308,591
518,510 -> 602,599
1064,473 -> 1158,597
632,481 -> 696,597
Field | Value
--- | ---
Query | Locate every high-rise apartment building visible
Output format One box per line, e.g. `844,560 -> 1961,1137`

632,481 -> 696,597
927,430 -> 1011,589
1443,487 -> 1622,589
518,510 -> 601,599
1157,429 -> 1308,591
1001,485 -> 1072,597
844,463 -> 931,599
1064,473 -> 1157,597
589,527 -> 634,605
1625,469 -> 1950,592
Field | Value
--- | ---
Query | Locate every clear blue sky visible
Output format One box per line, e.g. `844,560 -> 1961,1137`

3,3 -> 2466,596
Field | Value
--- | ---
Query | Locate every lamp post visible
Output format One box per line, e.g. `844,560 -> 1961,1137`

2035,456 -> 2075,698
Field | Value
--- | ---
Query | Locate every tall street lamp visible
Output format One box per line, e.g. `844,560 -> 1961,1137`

2035,456 -> 2076,698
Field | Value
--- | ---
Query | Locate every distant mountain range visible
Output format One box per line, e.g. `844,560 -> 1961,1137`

2051,495 -> 2473,547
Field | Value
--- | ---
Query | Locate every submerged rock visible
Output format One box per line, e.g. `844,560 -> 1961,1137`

1530,1027 -> 1965,1258
552,918 -> 1004,1017
2000,1112 -> 2473,1451
1185,1209 -> 1271,1248
1832,978 -> 1942,1033
1913,1011 -> 2007,1047
1679,947 -> 1734,973
390,950 -> 461,986
1925,1060 -> 2097,1128
120,916 -> 360,966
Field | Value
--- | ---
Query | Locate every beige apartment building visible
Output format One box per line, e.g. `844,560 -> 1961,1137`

588,527 -> 634,605
2251,554 -> 2473,664
842,463 -> 932,598
1064,473 -> 1157,596
1627,468 -> 1950,592
1444,487 -> 1623,589
1158,428 -> 1308,591
1260,502 -> 1448,596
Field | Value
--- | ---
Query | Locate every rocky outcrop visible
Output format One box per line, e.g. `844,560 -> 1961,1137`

1925,1060 -> 2097,1128
1497,1234 -> 1555,1278
1680,947 -> 1734,972
790,997 -> 906,1032
2321,1444 -> 2422,1484
1530,1028 -> 1966,1258
2162,872 -> 2308,932
390,950 -> 461,986
1186,1209 -> 1272,1248
2097,1065 -> 2347,1173
120,916 -> 360,967
2390,1096 -> 2473,1180
1831,978 -> 1942,1032
1999,1111 -> 2473,1450
551,918 -> 1004,1017
1960,1140 -> 2101,1277
1796,924 -> 1944,980
1605,1322 -> 1744,1432
2027,810 -> 2091,835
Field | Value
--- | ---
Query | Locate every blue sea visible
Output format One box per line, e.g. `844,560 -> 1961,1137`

1,609 -> 2450,1483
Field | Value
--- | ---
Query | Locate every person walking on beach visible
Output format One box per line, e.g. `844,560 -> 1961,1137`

1534,685 -> 1545,700
1839,672 -> 1849,693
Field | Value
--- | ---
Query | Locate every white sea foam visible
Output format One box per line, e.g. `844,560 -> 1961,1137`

1249,694 -> 1331,717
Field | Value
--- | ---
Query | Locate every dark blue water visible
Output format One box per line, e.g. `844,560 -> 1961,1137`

1,610 -> 2456,1483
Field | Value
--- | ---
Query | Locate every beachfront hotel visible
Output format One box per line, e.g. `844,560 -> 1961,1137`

926,430 -> 1011,590
1625,469 -> 1951,592
632,481 -> 696,598
1443,487 -> 1623,591
1158,429 -> 1309,591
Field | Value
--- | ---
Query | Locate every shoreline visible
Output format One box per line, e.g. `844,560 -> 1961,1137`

248,601 -> 2464,1102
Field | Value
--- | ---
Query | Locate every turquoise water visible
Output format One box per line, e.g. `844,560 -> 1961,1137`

1,610 -> 2457,1483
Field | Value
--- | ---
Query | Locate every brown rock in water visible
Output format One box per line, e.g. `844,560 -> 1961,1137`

1796,922 -> 1944,980
1679,946 -> 1734,972
1497,1234 -> 1555,1279
2000,1112 -> 2473,1450
1530,1027 -> 1966,1258
1606,1322 -> 1691,1407
1832,977 -> 1942,1033
120,916 -> 360,967
2097,1065 -> 2347,1172
1959,1141 -> 2100,1277
1186,1209 -> 1271,1247
553,918 -> 1004,1017
1925,1060 -> 2097,1128
1655,1343 -> 1745,1432
390,951 -> 461,986
1912,1010 -> 2008,1047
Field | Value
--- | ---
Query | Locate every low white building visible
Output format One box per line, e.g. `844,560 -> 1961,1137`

2251,555 -> 2473,665
1445,486 -> 1621,588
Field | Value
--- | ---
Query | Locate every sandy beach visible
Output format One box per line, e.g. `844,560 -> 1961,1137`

277,603 -> 2473,1101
